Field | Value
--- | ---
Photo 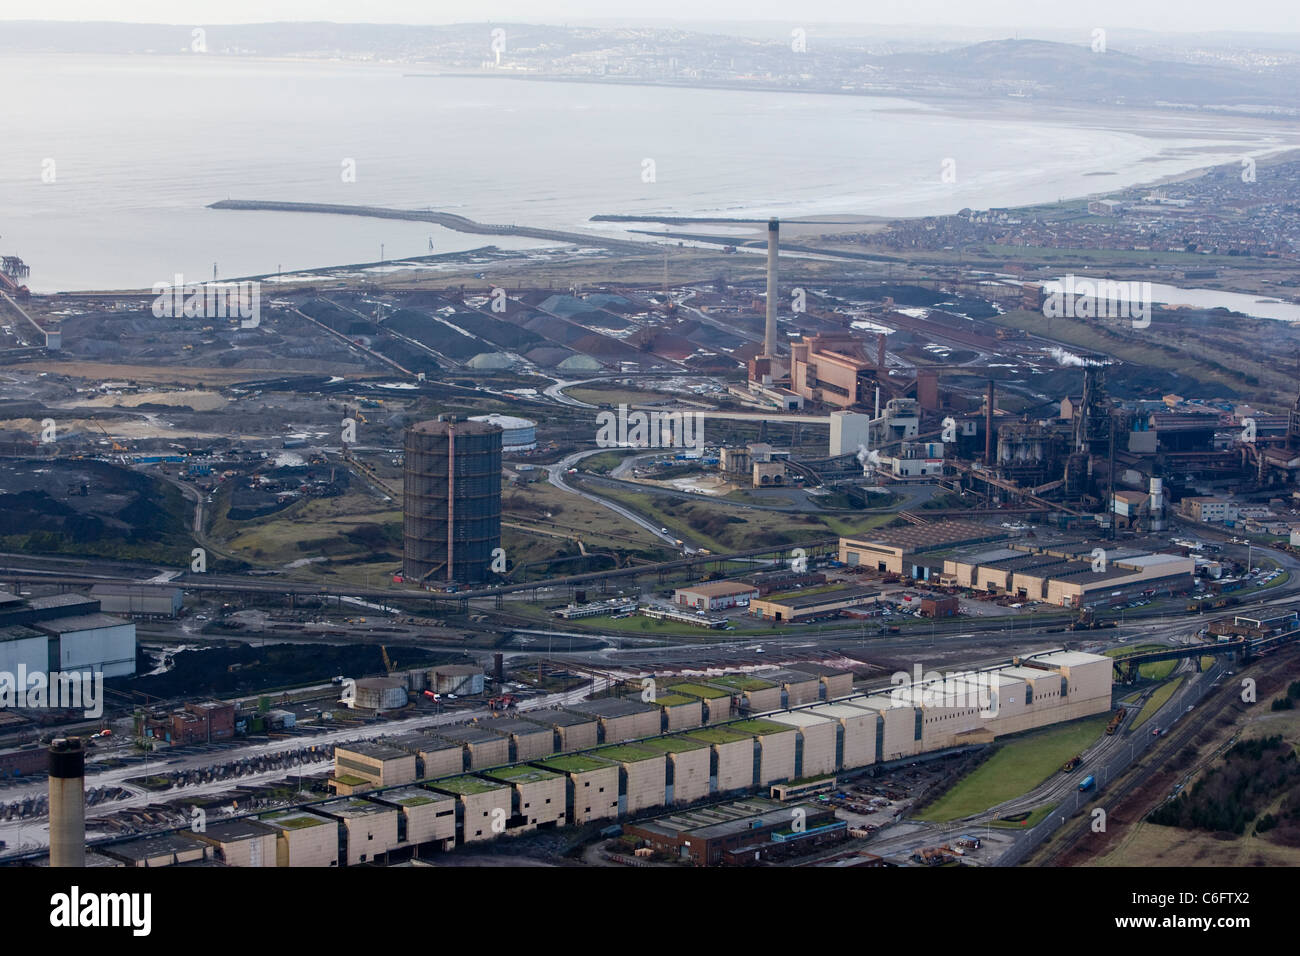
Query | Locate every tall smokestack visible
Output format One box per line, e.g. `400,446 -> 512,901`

985,381 -> 996,466
764,218 -> 779,359
48,737 -> 85,867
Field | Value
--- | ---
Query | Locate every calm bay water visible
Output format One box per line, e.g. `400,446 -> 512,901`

0,54 -> 1294,292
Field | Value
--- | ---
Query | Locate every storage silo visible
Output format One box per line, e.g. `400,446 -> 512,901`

404,417 -> 502,585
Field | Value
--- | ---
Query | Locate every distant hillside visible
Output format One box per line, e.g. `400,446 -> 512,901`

871,38 -> 1299,108
2,22 -> 1296,111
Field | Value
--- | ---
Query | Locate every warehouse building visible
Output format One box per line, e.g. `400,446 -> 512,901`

372,788 -> 457,851
805,703 -> 879,771
183,819 -> 278,867
705,674 -> 780,714
763,668 -> 824,707
0,625 -> 49,685
786,663 -> 856,701
648,692 -> 704,731
668,682 -> 734,723
846,697 -> 919,762
742,569 -> 827,596
331,742 -> 417,794
524,710 -> 600,752
766,711 -> 838,779
685,725 -> 756,794
262,810 -> 339,867
535,754 -> 620,824
750,586 -> 881,623
483,765 -> 566,831
626,798 -> 842,866
427,776 -> 513,844
481,718 -> 557,763
436,725 -> 511,771
839,522 -> 1011,578
384,733 -> 466,779
591,744 -> 667,814
88,584 -> 183,619
316,799 -> 401,866
566,698 -> 660,743
731,719 -> 797,785
673,580 -> 760,611
632,735 -> 713,805
38,612 -> 136,680
102,834 -> 210,868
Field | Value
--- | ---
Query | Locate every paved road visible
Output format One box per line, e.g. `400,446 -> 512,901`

545,448 -> 683,548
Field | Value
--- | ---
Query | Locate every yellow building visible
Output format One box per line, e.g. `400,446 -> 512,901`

428,776 -> 513,844
632,735 -> 713,805
536,754 -> 621,824
262,810 -> 339,868
483,765 -> 567,832
591,744 -> 667,815
766,710 -> 838,779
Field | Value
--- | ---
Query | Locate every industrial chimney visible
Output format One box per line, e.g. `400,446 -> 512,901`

764,218 -> 779,359
48,737 -> 85,867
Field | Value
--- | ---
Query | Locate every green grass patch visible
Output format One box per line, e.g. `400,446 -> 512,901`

916,714 -> 1111,823
989,802 -> 1058,830
536,754 -> 615,774
708,674 -> 775,692
592,744 -> 661,763
263,811 -> 328,829
668,682 -> 730,699
429,775 -> 509,796
727,719 -> 791,736
1130,677 -> 1184,731
1140,659 -> 1179,681
685,726 -> 752,745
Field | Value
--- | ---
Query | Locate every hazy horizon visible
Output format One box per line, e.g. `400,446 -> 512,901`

2,1 -> 1299,36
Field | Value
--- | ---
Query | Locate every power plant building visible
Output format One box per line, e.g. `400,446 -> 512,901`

403,418 -> 503,586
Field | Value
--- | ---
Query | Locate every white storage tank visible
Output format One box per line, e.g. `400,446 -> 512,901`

468,414 -> 537,451
352,678 -> 409,712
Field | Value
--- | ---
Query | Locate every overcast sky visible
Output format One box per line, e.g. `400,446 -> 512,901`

1,0 -> 1296,34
